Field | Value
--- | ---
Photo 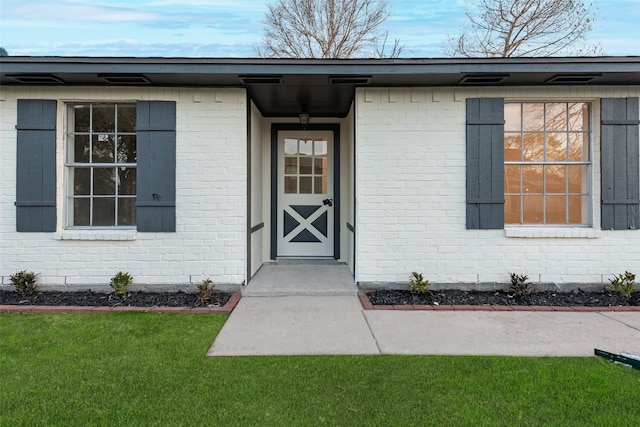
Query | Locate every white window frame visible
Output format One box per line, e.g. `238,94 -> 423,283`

64,102 -> 137,229
504,101 -> 593,227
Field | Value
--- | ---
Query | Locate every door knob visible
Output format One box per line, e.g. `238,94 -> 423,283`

323,198 -> 333,207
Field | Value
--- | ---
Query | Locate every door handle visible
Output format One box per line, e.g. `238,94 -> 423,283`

323,198 -> 333,207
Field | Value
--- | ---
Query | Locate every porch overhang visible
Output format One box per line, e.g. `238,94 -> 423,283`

2,56 -> 639,118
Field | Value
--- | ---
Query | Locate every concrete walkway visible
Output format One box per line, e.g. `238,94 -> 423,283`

208,264 -> 640,357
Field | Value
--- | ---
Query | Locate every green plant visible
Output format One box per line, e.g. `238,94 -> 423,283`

110,271 -> 133,296
409,272 -> 430,294
9,270 -> 38,297
196,277 -> 215,306
509,273 -> 531,298
607,271 -> 636,298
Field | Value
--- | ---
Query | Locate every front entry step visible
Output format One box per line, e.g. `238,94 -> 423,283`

243,264 -> 356,297
274,258 -> 343,265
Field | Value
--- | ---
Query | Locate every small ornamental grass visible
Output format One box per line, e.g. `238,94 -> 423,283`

409,272 -> 430,294
195,277 -> 215,306
509,273 -> 531,298
109,271 -> 133,297
9,270 -> 38,297
607,271 -> 636,298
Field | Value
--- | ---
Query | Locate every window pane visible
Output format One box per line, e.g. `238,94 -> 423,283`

523,133 -> 544,161
284,157 -> 297,174
117,105 -> 136,133
568,165 -> 588,193
118,198 -> 136,226
504,195 -> 521,224
72,105 -> 90,133
504,134 -> 522,161
545,165 -> 566,194
545,103 -> 567,131
118,168 -> 136,195
73,168 -> 90,195
93,168 -> 116,195
284,138 -> 297,155
523,103 -> 544,131
299,157 -> 312,175
546,132 -> 567,161
299,177 -> 312,194
504,165 -> 521,193
284,177 -> 297,194
568,103 -> 589,131
314,176 -> 327,194
299,140 -> 313,156
504,104 -> 521,132
73,198 -> 90,226
523,196 -> 544,224
92,105 -> 115,133
117,135 -> 136,164
522,165 -> 543,194
92,134 -> 115,163
568,133 -> 588,161
314,157 -> 326,175
546,195 -> 566,224
93,198 -> 115,226
568,195 -> 588,224
314,139 -> 327,155
70,135 -> 90,163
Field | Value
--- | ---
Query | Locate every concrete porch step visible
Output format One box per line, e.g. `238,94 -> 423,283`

242,263 -> 357,297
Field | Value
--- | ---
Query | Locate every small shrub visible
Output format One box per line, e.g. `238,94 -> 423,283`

607,271 -> 636,298
509,273 -> 531,298
409,272 -> 430,294
9,270 -> 38,297
196,278 -> 215,306
110,271 -> 133,296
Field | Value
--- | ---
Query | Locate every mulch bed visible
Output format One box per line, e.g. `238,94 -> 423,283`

366,289 -> 640,308
0,290 -> 232,308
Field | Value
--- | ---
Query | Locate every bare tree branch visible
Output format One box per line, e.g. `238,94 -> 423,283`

443,0 -> 601,57
258,0 -> 403,58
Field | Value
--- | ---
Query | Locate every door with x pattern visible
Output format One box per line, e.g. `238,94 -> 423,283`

277,130 -> 334,257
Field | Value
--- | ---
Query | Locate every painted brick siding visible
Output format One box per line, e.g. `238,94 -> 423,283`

1,87 -> 247,287
355,86 -> 640,285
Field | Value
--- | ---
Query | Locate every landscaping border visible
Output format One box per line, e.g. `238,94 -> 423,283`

0,293 -> 242,314
357,293 -> 640,312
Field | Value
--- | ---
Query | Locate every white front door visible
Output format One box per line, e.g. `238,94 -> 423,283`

277,130 -> 334,257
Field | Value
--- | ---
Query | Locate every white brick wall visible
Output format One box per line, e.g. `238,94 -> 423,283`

0,87 -> 247,287
355,86 -> 640,286
3,83 -> 638,289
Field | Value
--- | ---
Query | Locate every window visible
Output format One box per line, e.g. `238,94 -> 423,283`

283,137 -> 328,194
66,103 -> 137,227
504,102 -> 591,225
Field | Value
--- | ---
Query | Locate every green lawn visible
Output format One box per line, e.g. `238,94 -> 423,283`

1,313 -> 639,426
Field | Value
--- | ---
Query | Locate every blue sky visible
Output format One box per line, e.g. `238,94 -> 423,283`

1,0 -> 638,57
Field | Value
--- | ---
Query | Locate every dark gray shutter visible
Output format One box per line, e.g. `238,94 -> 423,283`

601,97 -> 640,230
136,101 -> 176,232
16,99 -> 57,232
466,98 -> 505,229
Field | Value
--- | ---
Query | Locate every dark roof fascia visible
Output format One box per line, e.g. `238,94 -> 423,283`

2,56 -> 640,76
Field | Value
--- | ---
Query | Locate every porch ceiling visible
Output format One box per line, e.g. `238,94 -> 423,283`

1,56 -> 639,118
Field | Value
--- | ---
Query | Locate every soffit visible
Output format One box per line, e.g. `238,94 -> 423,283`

1,57 -> 639,117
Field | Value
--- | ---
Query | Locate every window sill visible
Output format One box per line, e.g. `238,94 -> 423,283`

55,230 -> 138,241
505,227 -> 600,239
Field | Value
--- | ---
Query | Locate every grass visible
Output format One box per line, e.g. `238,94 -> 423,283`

1,313 -> 639,426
